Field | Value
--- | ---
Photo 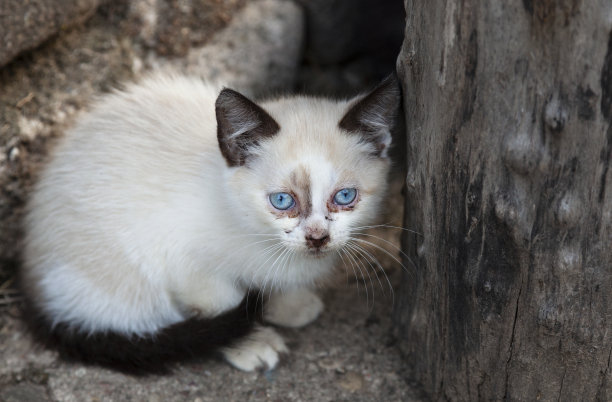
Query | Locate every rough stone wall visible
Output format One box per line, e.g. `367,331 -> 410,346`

0,0 -> 303,283
0,0 -> 103,68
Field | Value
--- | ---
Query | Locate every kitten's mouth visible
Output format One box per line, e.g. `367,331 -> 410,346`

306,248 -> 331,258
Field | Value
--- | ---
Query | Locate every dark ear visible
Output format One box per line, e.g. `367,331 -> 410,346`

339,74 -> 401,157
216,88 -> 280,167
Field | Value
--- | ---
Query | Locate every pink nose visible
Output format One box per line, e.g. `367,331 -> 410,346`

305,233 -> 330,249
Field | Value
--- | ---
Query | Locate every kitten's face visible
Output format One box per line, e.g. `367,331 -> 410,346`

216,76 -> 399,285
234,112 -> 390,258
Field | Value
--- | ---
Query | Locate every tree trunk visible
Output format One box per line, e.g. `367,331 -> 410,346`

395,1 -> 612,400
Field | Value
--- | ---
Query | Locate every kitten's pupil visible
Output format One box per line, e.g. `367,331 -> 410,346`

270,192 -> 295,210
333,188 -> 357,205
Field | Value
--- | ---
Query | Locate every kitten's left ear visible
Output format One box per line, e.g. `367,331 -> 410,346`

216,88 -> 280,167
339,74 -> 401,158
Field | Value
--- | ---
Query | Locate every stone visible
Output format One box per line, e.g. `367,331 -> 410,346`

0,383 -> 50,402
174,0 -> 303,98
337,371 -> 365,392
0,0 -> 102,68
126,0 -> 247,57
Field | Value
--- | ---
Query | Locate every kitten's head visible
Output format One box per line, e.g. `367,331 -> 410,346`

216,76 -> 400,284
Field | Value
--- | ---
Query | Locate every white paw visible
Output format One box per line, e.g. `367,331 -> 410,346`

265,288 -> 324,328
221,326 -> 288,371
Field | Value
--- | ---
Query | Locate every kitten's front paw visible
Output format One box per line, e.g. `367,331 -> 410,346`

265,288 -> 324,328
221,326 -> 288,371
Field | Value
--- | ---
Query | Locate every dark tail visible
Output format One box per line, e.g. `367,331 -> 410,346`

23,292 -> 263,375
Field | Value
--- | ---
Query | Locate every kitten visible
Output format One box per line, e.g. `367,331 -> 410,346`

20,72 -> 399,373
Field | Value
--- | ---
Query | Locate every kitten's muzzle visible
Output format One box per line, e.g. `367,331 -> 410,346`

305,233 -> 330,249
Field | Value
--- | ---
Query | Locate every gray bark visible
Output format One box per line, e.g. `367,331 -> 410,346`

395,0 -> 612,400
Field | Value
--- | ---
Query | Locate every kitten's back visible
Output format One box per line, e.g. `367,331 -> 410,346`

23,75 -> 225,335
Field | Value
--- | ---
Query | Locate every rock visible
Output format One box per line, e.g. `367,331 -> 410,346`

126,0 -> 247,57
337,371 -> 365,392
0,383 -> 50,402
174,0 -> 303,97
0,0 -> 102,68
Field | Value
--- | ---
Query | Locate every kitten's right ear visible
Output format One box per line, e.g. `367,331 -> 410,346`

216,88 -> 280,167
339,74 -> 400,158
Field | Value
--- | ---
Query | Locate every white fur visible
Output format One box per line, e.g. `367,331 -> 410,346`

23,73 -> 391,369
221,326 -> 288,371
265,289 -> 324,328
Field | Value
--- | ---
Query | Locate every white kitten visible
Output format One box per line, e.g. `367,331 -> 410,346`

21,73 -> 399,373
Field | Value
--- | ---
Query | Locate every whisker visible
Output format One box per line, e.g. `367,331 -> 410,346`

216,237 -> 281,275
268,247 -> 293,300
348,241 -> 395,305
335,250 -> 352,288
232,242 -> 279,289
242,242 -> 284,277
350,223 -> 423,237
350,232 -> 413,261
276,249 -> 296,297
345,243 -> 376,311
260,247 -> 291,304
339,247 -> 362,296
343,245 -> 371,309
350,237 -> 417,276
347,241 -> 387,297
246,243 -> 284,302
228,233 -> 282,238
243,243 -> 284,316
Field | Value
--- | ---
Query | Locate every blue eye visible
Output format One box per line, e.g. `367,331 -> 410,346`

333,188 -> 357,205
269,192 -> 295,210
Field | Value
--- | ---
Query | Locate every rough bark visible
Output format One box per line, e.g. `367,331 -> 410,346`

395,0 -> 612,400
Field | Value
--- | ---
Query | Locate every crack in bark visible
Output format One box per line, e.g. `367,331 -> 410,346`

503,287 -> 522,400
557,367 -> 567,402
598,125 -> 612,203
599,30 -> 612,202
599,346 -> 612,397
